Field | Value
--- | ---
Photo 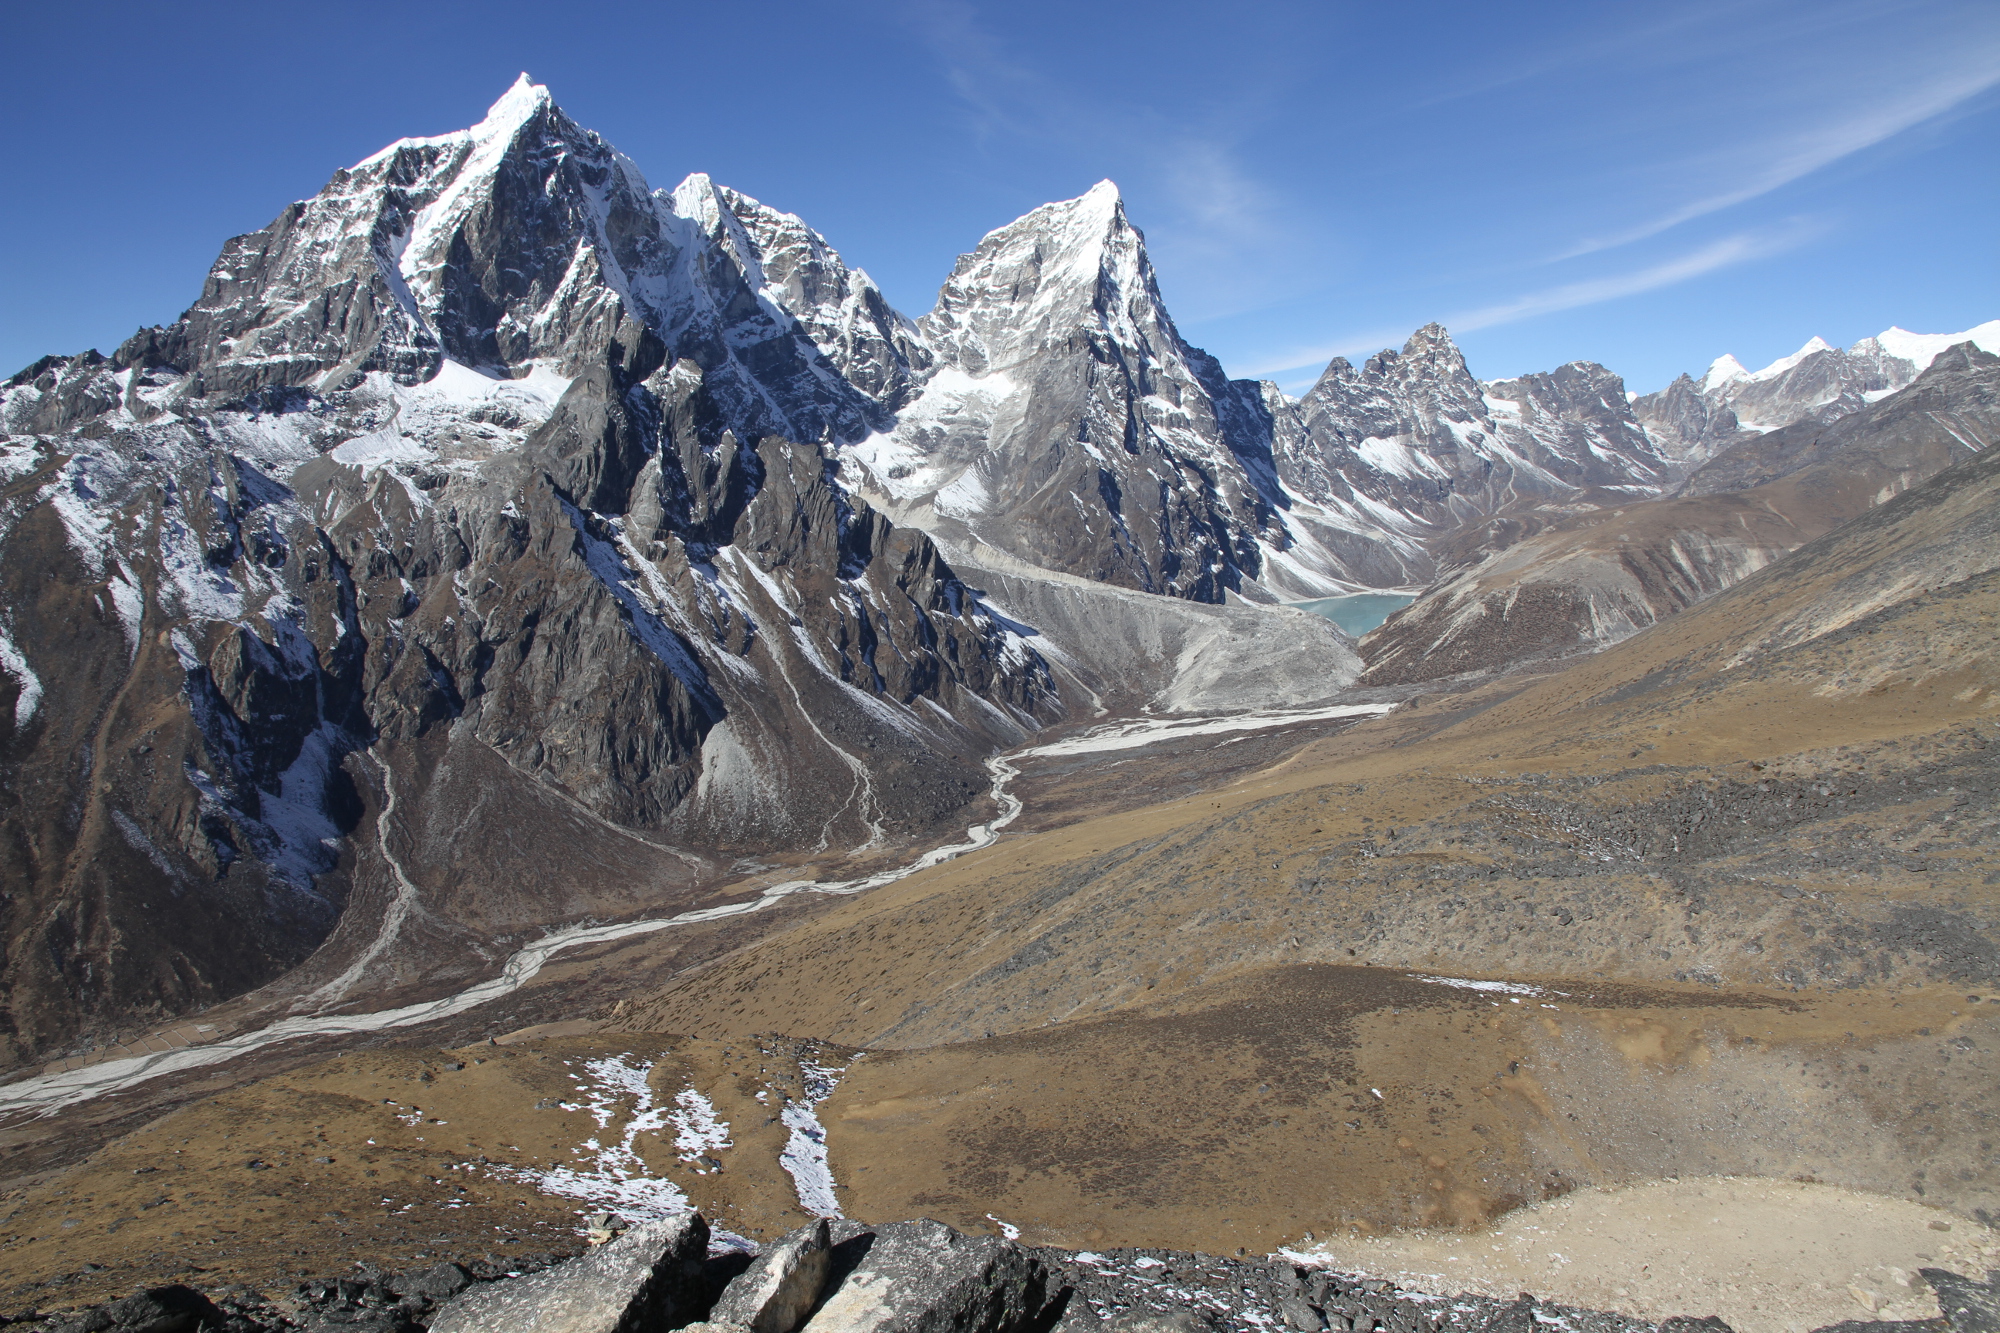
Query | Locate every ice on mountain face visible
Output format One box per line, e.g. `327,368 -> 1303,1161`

1643,318 -> 1998,464
328,361 -> 571,491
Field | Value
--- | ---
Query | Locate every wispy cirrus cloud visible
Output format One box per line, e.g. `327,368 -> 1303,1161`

1243,222 -> 1819,380
1554,55 -> 2000,260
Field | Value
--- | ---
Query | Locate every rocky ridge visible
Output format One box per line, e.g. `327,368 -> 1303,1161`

1360,343 -> 2000,685
0,71 -> 1990,1076
1633,321 -> 2000,474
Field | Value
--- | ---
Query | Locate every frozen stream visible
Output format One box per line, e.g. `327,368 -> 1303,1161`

0,701 -> 1390,1118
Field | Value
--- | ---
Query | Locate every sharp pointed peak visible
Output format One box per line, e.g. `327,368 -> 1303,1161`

476,74 -> 553,135
1022,179 -> 1126,227
1401,323 -> 1464,359
670,171 -> 722,210
1701,353 -> 1750,391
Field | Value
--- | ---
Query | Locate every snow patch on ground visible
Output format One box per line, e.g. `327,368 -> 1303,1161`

1408,974 -> 1557,998
670,1087 -> 732,1164
778,1056 -> 850,1218
496,1054 -> 692,1223
1017,703 -> 1392,759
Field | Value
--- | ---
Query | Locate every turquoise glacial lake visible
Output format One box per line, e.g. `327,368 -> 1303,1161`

1289,592 -> 1417,637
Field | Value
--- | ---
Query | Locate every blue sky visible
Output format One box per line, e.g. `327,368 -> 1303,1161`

4,0 -> 1994,394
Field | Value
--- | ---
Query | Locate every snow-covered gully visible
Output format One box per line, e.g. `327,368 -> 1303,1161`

0,702 -> 1389,1118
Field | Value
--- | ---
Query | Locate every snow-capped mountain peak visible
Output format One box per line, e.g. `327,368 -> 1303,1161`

1747,335 -> 1835,383
1862,321 -> 2000,375
354,72 -> 553,171
1701,354 -> 1750,392
1637,318 -> 1998,468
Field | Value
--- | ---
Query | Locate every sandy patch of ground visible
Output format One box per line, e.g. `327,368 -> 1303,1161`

1291,1177 -> 1999,1333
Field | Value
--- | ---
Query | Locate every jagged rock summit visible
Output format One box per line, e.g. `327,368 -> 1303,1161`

841,178 -> 1288,602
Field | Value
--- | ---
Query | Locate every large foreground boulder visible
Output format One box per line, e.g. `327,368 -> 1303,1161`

428,1214 -> 709,1333
710,1218 -> 833,1333
799,1219 -> 1053,1333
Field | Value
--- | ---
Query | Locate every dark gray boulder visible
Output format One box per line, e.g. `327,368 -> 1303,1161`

1105,1311 -> 1216,1333
41,1285 -> 225,1333
1477,1297 -> 1538,1333
1923,1269 -> 2000,1333
427,1213 -> 709,1333
391,1261 -> 474,1302
799,1219 -> 1053,1333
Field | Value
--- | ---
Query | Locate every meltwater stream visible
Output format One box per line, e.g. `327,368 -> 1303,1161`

0,701 -> 1390,1118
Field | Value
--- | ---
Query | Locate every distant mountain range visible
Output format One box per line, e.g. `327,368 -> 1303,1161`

0,75 -> 1990,1065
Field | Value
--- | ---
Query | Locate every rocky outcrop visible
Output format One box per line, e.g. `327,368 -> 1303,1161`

429,1214 -> 710,1333
709,1219 -> 832,1333
838,182 -> 1286,602
30,1208 -> 2000,1333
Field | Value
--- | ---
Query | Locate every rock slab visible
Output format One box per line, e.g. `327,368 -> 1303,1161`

712,1217 -> 833,1333
800,1219 -> 1051,1333
428,1213 -> 709,1333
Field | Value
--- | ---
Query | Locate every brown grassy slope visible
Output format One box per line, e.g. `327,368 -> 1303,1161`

629,443 -> 2000,1044
1,451 -> 1995,1295
611,444 -> 2000,1240
0,1034 -> 849,1310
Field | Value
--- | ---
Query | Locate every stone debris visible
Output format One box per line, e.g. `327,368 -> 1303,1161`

1922,1268 -> 2000,1333
800,1219 -> 1051,1333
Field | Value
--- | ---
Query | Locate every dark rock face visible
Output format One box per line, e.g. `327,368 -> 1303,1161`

839,182 -> 1283,603
1680,343 -> 2000,498
1632,327 -> 1988,472
838,208 -> 1674,603
1267,327 -> 1670,591
1920,1268 -> 2000,1333
39,1284 -> 226,1333
1032,1247 -> 1662,1333
0,79 -> 1059,1066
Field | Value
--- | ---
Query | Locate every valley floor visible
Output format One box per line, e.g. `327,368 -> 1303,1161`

0,538 -> 1994,1328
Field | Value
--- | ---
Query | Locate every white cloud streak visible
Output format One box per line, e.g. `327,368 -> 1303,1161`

1555,56 -> 2000,260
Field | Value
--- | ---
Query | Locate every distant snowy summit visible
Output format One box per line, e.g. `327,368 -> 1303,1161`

1636,321 -> 2000,469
